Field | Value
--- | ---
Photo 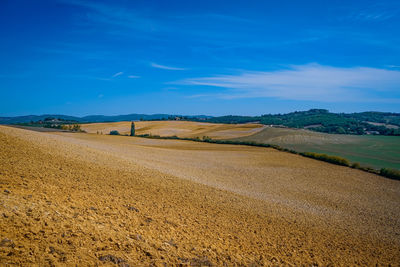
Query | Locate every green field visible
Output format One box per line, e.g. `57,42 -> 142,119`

232,127 -> 400,170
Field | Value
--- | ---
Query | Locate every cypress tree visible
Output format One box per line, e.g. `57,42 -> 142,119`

130,122 -> 135,136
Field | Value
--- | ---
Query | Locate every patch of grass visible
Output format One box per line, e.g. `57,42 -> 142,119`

232,127 -> 400,170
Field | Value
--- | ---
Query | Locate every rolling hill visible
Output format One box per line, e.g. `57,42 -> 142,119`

1,125 -> 399,265
81,121 -> 265,139
232,127 -> 400,169
0,114 -> 211,124
80,121 -> 400,170
192,109 -> 400,135
3,109 -> 400,135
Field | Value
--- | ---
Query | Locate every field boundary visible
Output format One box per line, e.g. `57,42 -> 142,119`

7,124 -> 399,181
132,133 -> 400,181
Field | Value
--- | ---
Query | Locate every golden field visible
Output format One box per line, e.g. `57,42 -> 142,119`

1,125 -> 400,265
81,120 -> 265,139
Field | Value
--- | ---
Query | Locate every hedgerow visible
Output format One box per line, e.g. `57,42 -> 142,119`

300,152 -> 350,166
380,168 -> 400,180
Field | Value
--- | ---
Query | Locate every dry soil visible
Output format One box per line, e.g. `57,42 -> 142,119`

0,126 -> 399,266
81,121 -> 265,139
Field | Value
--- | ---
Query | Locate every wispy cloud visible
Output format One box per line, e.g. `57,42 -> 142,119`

128,75 -> 140,78
112,72 -> 124,78
59,0 -> 158,32
348,11 -> 395,21
163,86 -> 179,91
177,64 -> 400,102
57,0 -> 260,44
151,62 -> 186,71
344,3 -> 399,22
172,13 -> 253,24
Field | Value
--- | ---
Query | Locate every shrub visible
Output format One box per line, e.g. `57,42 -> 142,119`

300,152 -> 350,166
109,130 -> 120,135
202,136 -> 212,142
351,162 -> 361,169
60,124 -> 84,132
359,166 -> 379,174
380,168 -> 400,180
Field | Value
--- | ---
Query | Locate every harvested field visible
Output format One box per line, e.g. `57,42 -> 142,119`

1,126 -> 400,265
81,120 -> 265,139
232,126 -> 358,145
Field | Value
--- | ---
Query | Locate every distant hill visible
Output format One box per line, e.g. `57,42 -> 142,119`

192,109 -> 400,136
0,114 -> 82,124
2,109 -> 400,135
0,114 -> 212,124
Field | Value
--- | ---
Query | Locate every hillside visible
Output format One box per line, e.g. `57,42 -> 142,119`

81,121 -> 265,139
3,109 -> 400,136
1,126 -> 400,265
80,121 -> 400,170
0,114 -> 211,124
232,127 -> 400,169
193,109 -> 400,135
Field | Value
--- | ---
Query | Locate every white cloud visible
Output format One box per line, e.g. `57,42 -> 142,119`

112,72 -> 124,78
178,63 -> 400,102
150,62 -> 186,70
128,75 -> 140,78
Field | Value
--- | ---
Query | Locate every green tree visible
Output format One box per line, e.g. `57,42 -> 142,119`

336,127 -> 346,134
72,124 -> 81,132
130,122 -> 135,136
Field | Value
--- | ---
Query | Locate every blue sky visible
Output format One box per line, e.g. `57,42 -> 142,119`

1,0 -> 400,116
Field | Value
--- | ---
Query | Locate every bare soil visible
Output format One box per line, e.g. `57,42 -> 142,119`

81,120 -> 265,139
1,126 -> 399,265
